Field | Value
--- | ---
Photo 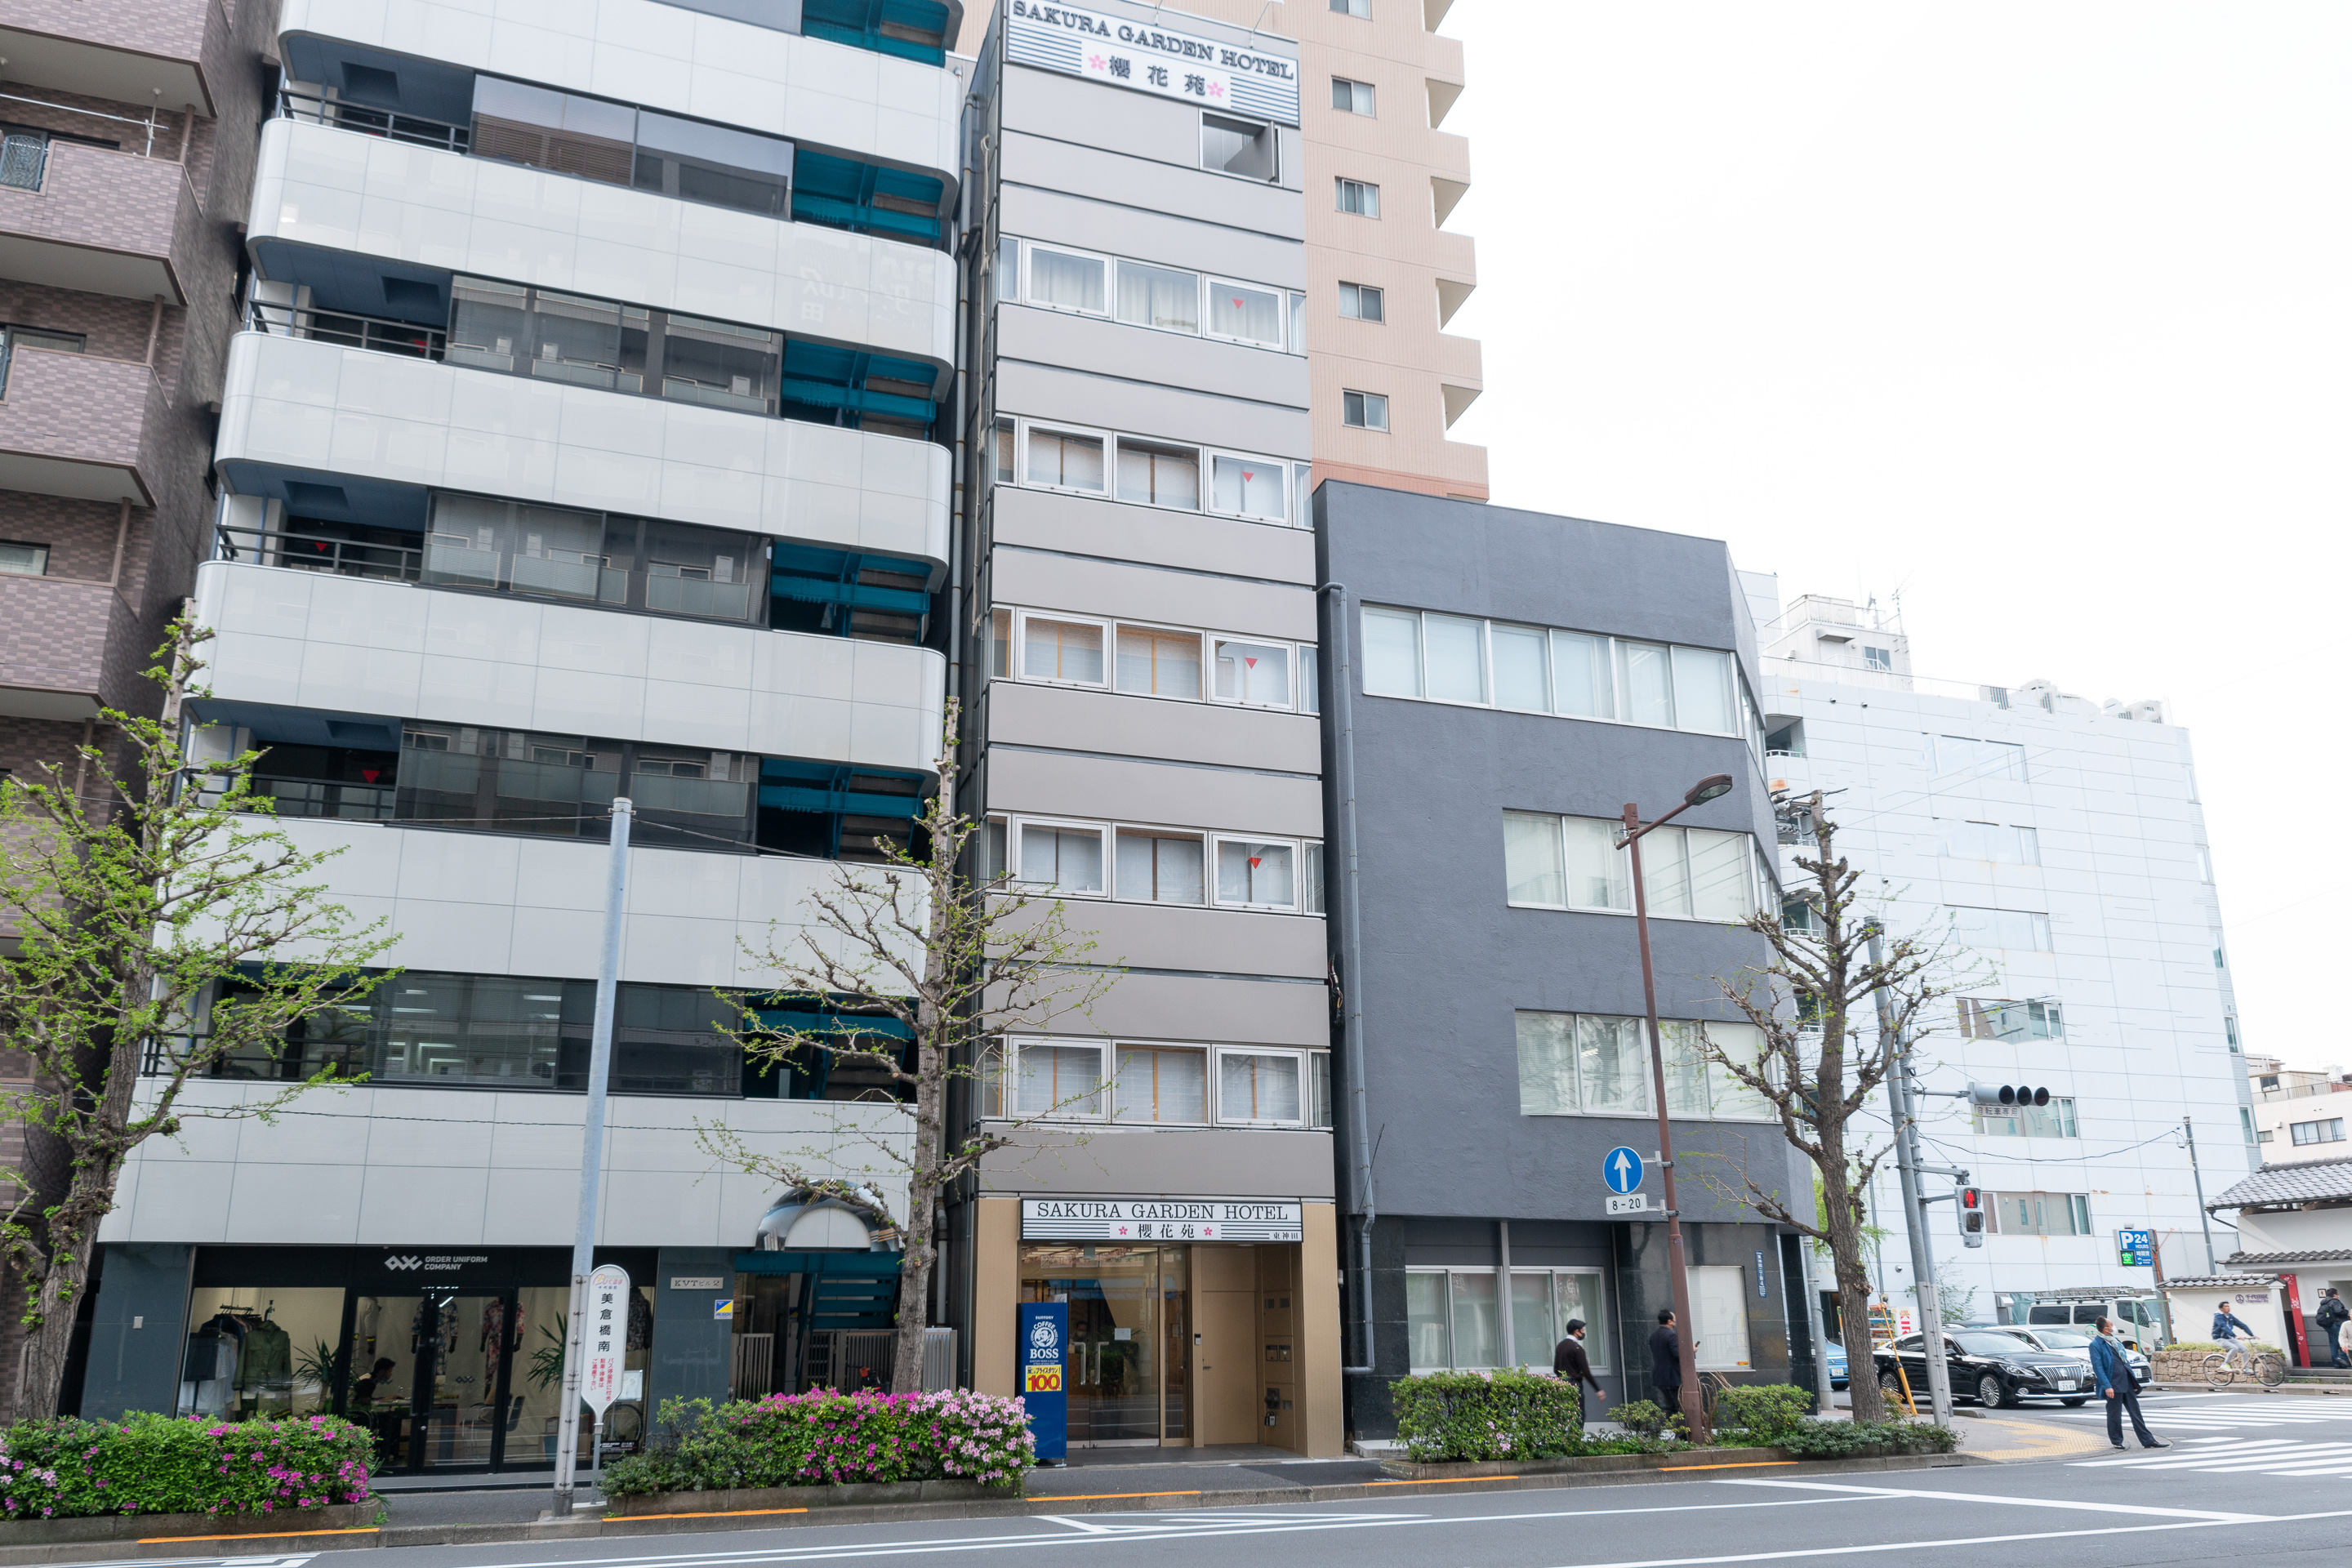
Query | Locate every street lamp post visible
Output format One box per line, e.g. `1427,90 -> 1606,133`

1619,773 -> 1735,1448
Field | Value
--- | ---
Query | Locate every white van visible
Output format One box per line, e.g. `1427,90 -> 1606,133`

2016,1294 -> 2166,1348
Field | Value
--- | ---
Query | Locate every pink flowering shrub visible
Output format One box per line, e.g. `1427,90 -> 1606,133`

603,1389 -> 1033,1496
0,1413 -> 374,1521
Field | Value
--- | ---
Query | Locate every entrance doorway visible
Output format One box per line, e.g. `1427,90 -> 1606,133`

1020,1245 -> 1190,1445
343,1285 -> 577,1473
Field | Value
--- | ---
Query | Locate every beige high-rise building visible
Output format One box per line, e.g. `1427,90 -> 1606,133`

956,0 -> 1487,500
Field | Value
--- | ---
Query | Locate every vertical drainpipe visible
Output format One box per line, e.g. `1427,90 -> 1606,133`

1320,581 -> 1376,1378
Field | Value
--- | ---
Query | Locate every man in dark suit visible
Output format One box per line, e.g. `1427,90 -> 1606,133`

1552,1318 -> 1605,1411
1649,1307 -> 1682,1410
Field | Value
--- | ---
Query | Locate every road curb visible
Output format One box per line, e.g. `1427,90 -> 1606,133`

0,1453 -> 1997,1564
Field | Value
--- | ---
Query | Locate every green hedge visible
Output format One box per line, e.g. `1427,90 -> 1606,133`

1711,1383 -> 1814,1440
1778,1419 -> 1959,1459
601,1390 -> 1032,1496
1390,1370 -> 1584,1462
0,1414 -> 375,1521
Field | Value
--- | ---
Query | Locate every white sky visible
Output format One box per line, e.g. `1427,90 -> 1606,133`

1442,3 -> 2352,1075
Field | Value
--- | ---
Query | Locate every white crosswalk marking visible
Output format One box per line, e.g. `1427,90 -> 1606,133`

2057,1400 -> 2352,1430
2073,1435 -> 2352,1477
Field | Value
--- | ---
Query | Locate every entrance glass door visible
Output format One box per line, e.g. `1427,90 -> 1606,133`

1021,1245 -> 1174,1445
346,1292 -> 519,1472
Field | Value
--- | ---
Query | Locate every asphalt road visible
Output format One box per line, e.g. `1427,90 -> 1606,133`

104,1392 -> 2352,1568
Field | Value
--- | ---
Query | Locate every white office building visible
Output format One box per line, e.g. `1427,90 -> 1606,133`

1745,579 -> 2256,1331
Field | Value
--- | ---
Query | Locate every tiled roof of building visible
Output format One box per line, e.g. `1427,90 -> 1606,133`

2223,1249 -> 2352,1267
2162,1273 -> 2286,1288
2206,1157 -> 2352,1212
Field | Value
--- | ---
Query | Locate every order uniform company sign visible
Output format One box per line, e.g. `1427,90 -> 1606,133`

1022,1198 -> 1303,1241
1005,0 -> 1300,127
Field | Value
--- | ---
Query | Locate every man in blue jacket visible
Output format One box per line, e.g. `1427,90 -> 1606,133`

2093,1316 -> 2166,1451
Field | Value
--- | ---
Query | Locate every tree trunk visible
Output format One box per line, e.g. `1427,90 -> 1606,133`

13,1241 -> 87,1421
1821,1162 -> 1883,1424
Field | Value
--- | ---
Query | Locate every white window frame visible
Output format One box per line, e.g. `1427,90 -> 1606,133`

1208,632 -> 1298,710
1005,1036 -> 1109,1122
1109,1040 -> 1212,1126
1341,389 -> 1390,430
1020,240 -> 1112,318
1111,823 -> 1209,906
1336,176 -> 1380,216
1205,447 -> 1291,523
1013,608 -> 1111,689
1211,833 -> 1302,912
1109,432 -> 1206,512
1502,810 -> 1761,924
1109,617 -> 1209,702
1303,839 -> 1325,915
1018,418 -> 1113,497
1212,1045 -> 1309,1127
1337,281 -> 1385,322
1204,274 -> 1289,350
1009,816 -> 1110,898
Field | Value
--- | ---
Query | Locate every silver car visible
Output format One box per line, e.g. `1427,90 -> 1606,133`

1973,1323 -> 2152,1397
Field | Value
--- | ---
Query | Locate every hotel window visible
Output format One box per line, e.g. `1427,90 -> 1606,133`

1947,906 -> 2052,952
1025,425 -> 1108,493
1209,452 -> 1289,521
1342,390 -> 1389,430
1407,1268 -> 1611,1372
993,417 -> 1014,483
1115,828 -> 1205,905
1013,819 -> 1107,896
0,540 -> 47,577
1200,113 -> 1277,180
1337,282 -> 1384,323
1212,638 -> 1292,707
1207,278 -> 1285,346
1114,1045 -> 1208,1123
1116,623 -> 1205,698
1331,77 -> 1376,114
1027,244 -> 1108,315
1336,177 -> 1380,216
1117,260 -> 1200,332
1011,1040 -> 1107,1120
1215,837 -> 1296,911
1117,439 -> 1200,508
1503,811 -> 1763,922
1018,614 -> 1107,686
1216,1049 -> 1303,1125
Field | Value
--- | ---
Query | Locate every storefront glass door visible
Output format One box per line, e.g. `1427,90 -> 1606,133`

1021,1245 -> 1174,1446
347,1292 -> 518,1472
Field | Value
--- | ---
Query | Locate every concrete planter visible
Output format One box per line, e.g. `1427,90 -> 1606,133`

0,1500 -> 376,1545
608,1477 -> 1020,1516
1380,1446 -> 1795,1481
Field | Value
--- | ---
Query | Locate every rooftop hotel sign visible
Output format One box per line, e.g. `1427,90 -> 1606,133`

1006,0 -> 1301,127
1022,1197 -> 1304,1241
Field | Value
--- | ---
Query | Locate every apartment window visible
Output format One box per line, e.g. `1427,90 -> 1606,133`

2254,1123 -> 2270,1146
1019,614 -> 1106,685
1025,425 -> 1107,492
1200,113 -> 1276,180
1407,1268 -> 1610,1373
1490,625 -> 1547,711
1515,1011 -> 1771,1121
1342,390 -> 1390,430
1330,0 -> 1370,14
1933,733 -> 2028,782
1957,997 -> 2063,1041
1216,1049 -> 1303,1125
1941,821 -> 2040,866
2292,1118 -> 2347,1147
0,541 -> 47,577
1974,1097 -> 2078,1138
1114,1045 -> 1207,1123
1213,638 -> 1292,707
632,109 -> 793,216
1214,837 -> 1296,910
1552,630 -> 1612,719
471,77 -> 791,218
1116,828 -> 1205,904
1863,646 -> 1892,672
1117,261 -> 1200,332
2225,1016 -> 2242,1054
1015,820 -> 1107,895
1990,1192 -> 2092,1237
1012,1040 -> 1107,1119
1947,906 -> 2052,952
1422,613 -> 1486,703
422,494 -> 763,624
1336,177 -> 1381,216
1503,810 -> 1762,921
1116,623 -> 1204,698
1337,283 -> 1385,323
1029,245 -> 1107,314
1209,453 -> 1288,521
1331,77 -> 1376,114
1207,279 -> 1285,346
0,126 -> 49,191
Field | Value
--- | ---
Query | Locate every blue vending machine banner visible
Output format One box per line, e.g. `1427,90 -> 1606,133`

1018,1302 -> 1068,1461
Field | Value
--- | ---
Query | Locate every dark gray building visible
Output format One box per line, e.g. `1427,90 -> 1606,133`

1315,482 -> 1815,1438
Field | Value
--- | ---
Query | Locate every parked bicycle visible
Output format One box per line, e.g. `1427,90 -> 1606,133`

2203,1342 -> 2287,1388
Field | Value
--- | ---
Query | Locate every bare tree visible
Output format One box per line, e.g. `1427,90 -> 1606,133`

698,699 -> 1116,1396
1696,792 -> 1960,1424
0,621 -> 394,1417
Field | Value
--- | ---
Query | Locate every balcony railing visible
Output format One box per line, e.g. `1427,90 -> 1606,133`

215,522 -> 424,582
275,87 -> 471,154
245,297 -> 446,359
250,776 -> 397,820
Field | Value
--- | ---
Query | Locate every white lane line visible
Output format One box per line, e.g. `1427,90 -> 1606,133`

1716,1478 -> 2265,1522
440,1494 -> 1892,1568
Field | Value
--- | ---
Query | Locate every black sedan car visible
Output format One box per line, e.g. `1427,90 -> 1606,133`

1872,1330 -> 2097,1408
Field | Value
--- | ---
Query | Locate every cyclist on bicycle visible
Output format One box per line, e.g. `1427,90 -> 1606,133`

2213,1301 -> 2261,1365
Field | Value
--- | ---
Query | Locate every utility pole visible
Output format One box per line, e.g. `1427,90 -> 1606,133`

2184,1117 -> 2216,1274
1868,929 -> 1951,1424
553,797 -> 632,1516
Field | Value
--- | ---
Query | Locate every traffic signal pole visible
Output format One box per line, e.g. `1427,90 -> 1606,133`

1868,930 -> 1952,1425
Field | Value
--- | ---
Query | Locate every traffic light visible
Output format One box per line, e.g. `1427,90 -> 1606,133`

1968,1084 -> 2051,1108
1958,1187 -> 1987,1249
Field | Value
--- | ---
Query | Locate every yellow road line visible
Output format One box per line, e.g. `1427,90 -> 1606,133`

1659,1461 -> 1801,1472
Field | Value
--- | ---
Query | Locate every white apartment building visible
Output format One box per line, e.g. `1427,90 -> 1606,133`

1745,577 -> 2256,1328
77,0 -> 968,1472
2246,1054 -> 2352,1163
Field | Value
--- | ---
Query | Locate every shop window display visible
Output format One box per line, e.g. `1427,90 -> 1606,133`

177,1288 -> 345,1418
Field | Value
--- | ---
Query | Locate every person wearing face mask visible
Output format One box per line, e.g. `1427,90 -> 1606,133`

1552,1318 -> 1606,1414
2091,1317 -> 2166,1452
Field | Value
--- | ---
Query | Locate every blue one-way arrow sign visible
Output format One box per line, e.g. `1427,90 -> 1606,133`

1605,1146 -> 1645,1195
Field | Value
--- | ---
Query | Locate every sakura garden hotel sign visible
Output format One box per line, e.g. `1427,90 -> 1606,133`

1020,1198 -> 1305,1242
